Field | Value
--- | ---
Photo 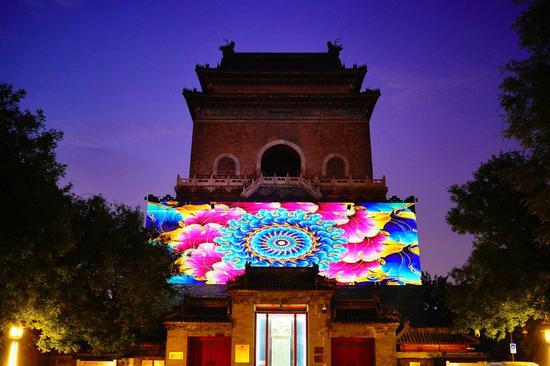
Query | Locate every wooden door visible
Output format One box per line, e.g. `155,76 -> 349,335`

188,337 -> 231,366
331,338 -> 374,366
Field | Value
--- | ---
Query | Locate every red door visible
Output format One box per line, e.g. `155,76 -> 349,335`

188,337 -> 231,366
331,338 -> 374,366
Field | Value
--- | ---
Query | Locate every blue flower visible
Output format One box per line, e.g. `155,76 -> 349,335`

214,208 -> 347,270
146,202 -> 183,233
380,246 -> 421,285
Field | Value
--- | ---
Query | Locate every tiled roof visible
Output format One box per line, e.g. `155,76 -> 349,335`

334,285 -> 425,326
228,264 -> 336,291
179,284 -> 229,298
333,307 -> 397,323
219,52 -> 343,71
398,328 -> 476,345
172,306 -> 229,323
332,297 -> 401,324
166,296 -> 230,323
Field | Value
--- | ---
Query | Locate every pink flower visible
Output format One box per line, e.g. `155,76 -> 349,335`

341,233 -> 387,263
338,208 -> 386,243
316,202 -> 352,224
181,243 -> 225,279
320,260 -> 380,284
218,202 -> 280,215
205,261 -> 245,284
184,206 -> 244,226
280,202 -> 318,213
173,223 -> 222,252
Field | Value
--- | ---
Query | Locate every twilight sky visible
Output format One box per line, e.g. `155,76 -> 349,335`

1,0 -> 525,275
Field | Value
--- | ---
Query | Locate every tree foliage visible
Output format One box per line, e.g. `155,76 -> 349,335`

447,152 -> 549,339
22,196 -> 175,354
446,0 -> 550,340
421,272 -> 453,327
0,83 -> 72,333
0,84 -> 174,355
499,0 -> 550,244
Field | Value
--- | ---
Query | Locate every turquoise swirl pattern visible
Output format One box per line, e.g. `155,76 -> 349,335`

145,201 -> 422,285
214,208 -> 347,269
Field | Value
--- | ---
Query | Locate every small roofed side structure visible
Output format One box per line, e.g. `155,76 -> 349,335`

396,326 -> 485,366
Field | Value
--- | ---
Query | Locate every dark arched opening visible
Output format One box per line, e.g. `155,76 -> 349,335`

326,157 -> 346,178
261,144 -> 301,176
216,156 -> 236,176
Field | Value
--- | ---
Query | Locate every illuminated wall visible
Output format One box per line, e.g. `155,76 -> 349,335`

146,202 -> 421,285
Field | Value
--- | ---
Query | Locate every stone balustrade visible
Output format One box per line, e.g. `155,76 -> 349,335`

176,174 -> 386,200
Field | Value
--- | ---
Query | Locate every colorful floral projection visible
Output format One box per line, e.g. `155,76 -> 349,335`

146,202 -> 421,285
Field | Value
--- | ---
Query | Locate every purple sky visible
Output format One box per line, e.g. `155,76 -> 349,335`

1,0 -> 525,275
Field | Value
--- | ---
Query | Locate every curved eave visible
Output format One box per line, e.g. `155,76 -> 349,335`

182,90 -> 380,119
196,66 -> 368,93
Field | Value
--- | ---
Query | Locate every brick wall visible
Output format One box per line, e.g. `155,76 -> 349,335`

165,290 -> 399,366
165,322 -> 231,366
189,117 -> 373,178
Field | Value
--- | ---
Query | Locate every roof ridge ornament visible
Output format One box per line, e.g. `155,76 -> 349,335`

327,39 -> 343,55
219,39 -> 235,56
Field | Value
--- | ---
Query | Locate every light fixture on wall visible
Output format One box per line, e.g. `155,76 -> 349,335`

322,304 -> 327,313
7,325 -> 23,366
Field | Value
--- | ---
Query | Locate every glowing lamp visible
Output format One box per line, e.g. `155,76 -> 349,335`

7,326 -> 23,366
8,326 -> 23,340
544,329 -> 550,344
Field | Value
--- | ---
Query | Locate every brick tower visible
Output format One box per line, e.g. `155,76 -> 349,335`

176,41 -> 387,201
153,43 -> 435,366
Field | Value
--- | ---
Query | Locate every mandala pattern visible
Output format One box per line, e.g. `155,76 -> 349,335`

214,209 -> 346,269
146,201 -> 422,285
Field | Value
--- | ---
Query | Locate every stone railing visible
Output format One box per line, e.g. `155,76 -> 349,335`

176,174 -> 386,197
240,176 -> 262,198
240,175 -> 322,199
176,174 -> 252,188
314,175 -> 386,187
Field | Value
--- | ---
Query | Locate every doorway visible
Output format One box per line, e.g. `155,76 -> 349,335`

255,312 -> 307,366
188,336 -> 231,366
260,144 -> 301,177
331,338 -> 374,366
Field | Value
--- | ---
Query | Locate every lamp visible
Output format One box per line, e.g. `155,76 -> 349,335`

8,326 -> 23,340
7,326 -> 23,366
542,315 -> 550,344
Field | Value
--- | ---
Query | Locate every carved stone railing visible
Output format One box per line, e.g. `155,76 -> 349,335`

240,176 -> 262,198
240,175 -> 323,199
176,174 -> 252,191
176,174 -> 386,197
314,175 -> 386,187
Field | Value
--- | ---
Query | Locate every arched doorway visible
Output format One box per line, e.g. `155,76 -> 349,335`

261,144 -> 301,177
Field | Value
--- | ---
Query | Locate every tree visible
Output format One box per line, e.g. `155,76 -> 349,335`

0,83 -> 73,334
0,84 -> 174,355
499,0 -> 550,244
21,196 -> 175,354
421,272 -> 453,327
447,152 -> 550,339
446,0 -> 550,344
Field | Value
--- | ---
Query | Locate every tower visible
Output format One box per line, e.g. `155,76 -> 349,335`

149,43 -> 425,366
176,41 -> 387,202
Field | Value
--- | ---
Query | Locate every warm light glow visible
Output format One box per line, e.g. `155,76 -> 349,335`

544,329 -> 550,344
7,341 -> 18,366
8,326 -> 23,340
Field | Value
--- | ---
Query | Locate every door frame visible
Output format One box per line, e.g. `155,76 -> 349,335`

254,309 -> 308,366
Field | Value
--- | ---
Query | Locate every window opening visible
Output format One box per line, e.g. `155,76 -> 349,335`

326,157 -> 346,178
217,156 -> 236,176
